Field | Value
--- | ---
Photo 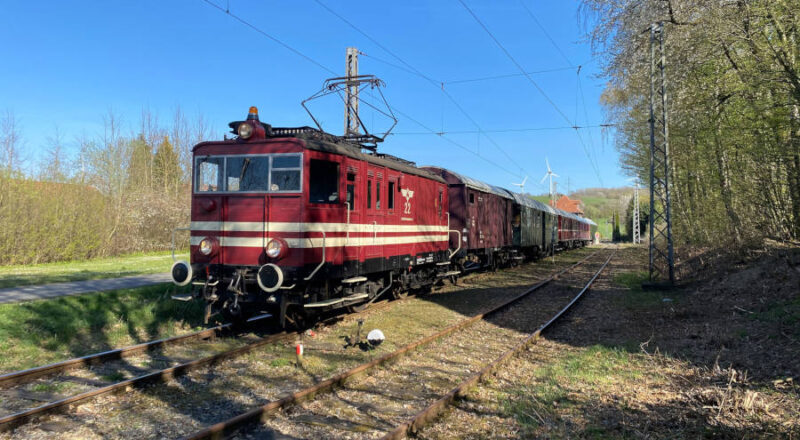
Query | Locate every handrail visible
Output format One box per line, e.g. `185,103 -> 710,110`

448,229 -> 462,259
171,227 -> 190,262
303,230 -> 326,281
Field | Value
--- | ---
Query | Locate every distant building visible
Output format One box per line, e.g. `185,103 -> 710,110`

550,195 -> 585,216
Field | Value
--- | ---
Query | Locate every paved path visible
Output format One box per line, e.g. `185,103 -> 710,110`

0,273 -> 172,304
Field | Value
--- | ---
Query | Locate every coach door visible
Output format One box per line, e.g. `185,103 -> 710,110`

343,161 -> 362,276
365,166 -> 384,267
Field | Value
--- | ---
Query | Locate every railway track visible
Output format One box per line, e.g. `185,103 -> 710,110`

0,298 -> 409,434
181,247 -> 614,440
0,247 -> 599,438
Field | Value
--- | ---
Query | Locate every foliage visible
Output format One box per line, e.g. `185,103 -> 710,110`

0,109 -> 208,264
581,0 -> 800,246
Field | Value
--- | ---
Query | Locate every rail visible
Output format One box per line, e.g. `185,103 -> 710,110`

180,249 -> 605,440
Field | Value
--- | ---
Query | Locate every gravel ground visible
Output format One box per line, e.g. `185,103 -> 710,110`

0,247 -> 597,439
415,244 -> 800,439
232,249 -> 613,439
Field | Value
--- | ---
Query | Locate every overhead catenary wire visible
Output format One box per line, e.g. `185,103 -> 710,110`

458,0 -> 604,186
313,0 -> 537,183
199,0 -> 527,181
390,124 -> 614,135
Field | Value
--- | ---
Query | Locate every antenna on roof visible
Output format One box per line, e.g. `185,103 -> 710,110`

301,47 -> 397,152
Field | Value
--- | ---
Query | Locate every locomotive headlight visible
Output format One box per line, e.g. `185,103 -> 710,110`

199,237 -> 215,256
266,238 -> 286,259
237,123 -> 253,139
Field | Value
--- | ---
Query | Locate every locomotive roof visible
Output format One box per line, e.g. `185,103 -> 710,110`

299,135 -> 446,183
195,127 -> 446,184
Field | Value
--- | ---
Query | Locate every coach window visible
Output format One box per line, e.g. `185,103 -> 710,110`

469,192 -> 475,204
196,157 -> 224,192
387,181 -> 395,210
270,155 -> 301,192
226,156 -> 269,192
346,172 -> 355,210
309,159 -> 339,203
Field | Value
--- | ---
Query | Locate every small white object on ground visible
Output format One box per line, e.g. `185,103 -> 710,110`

367,329 -> 385,346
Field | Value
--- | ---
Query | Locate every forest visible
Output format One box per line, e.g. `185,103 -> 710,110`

582,0 -> 800,246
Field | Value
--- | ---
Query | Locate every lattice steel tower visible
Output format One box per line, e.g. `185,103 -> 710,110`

648,22 -> 675,283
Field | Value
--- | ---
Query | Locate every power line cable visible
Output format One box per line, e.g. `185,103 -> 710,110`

313,0 -> 532,180
199,0 -> 336,76
518,0 -> 574,67
458,0 -> 604,185
200,0 -> 526,180
390,124 -> 613,135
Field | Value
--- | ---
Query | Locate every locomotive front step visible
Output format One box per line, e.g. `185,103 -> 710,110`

341,276 -> 368,284
304,293 -> 369,309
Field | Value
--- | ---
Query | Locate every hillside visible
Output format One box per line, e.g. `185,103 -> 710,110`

529,187 -> 634,240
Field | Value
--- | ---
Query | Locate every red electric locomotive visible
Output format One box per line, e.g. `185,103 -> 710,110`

171,107 -> 458,327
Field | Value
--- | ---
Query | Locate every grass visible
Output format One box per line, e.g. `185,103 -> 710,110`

612,270 -> 682,310
0,250 -> 188,289
0,283 -> 205,373
504,345 -> 655,437
752,297 -> 800,337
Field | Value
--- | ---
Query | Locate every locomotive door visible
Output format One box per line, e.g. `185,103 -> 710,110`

364,166 -> 384,267
343,161 -> 361,276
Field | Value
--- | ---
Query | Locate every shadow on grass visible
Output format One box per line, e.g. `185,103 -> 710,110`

0,284 -> 205,373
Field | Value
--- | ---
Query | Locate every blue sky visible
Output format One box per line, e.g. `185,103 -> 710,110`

0,0 -> 624,194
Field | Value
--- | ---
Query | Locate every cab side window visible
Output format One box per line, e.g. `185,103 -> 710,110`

309,159 -> 339,203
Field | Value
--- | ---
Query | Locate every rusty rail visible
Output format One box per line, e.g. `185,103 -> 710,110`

181,249 -> 603,440
382,249 -> 616,440
0,325 -> 231,390
0,297 -> 399,433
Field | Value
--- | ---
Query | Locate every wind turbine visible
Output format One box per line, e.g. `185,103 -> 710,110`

511,176 -> 528,193
540,158 -> 559,198
540,158 -> 559,262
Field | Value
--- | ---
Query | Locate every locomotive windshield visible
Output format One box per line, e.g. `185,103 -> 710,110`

194,153 -> 302,193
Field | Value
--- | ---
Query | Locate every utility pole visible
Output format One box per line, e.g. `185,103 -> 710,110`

632,182 -> 641,244
344,47 -> 360,137
648,22 -> 675,283
551,181 -> 557,262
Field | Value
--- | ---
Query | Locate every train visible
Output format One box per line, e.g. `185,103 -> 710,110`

170,107 -> 595,327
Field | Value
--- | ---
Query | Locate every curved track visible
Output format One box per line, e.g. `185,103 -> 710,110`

180,248 -> 613,439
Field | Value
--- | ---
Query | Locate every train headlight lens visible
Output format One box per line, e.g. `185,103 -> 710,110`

237,123 -> 253,139
266,239 -> 285,259
199,238 -> 215,256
